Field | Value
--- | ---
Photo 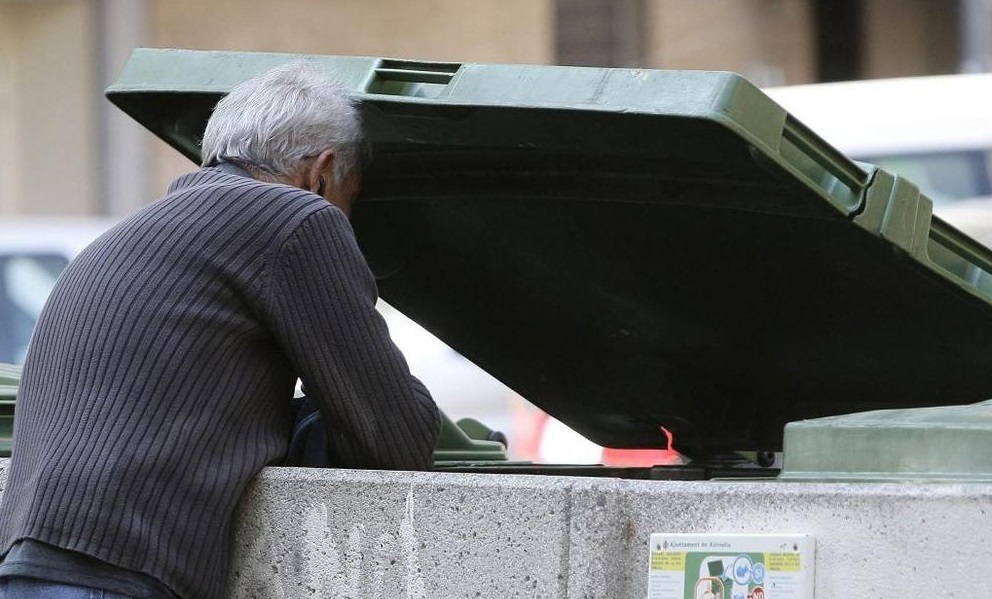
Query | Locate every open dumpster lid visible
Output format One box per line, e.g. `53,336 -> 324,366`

106,48 -> 992,458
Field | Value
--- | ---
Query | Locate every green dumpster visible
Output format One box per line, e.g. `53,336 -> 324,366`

781,400 -> 992,482
105,48 -> 992,467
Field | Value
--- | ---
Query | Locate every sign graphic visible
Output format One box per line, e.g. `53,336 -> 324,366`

646,534 -> 814,599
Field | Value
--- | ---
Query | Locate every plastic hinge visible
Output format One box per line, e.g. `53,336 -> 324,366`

366,59 -> 461,98
857,169 -> 992,304
778,115 -> 869,216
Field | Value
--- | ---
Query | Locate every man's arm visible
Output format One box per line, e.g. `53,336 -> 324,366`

265,205 -> 441,470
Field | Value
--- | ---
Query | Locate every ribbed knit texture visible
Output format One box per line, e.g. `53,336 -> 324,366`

0,167 -> 441,598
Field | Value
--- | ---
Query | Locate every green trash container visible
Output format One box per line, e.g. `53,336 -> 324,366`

105,48 -> 992,463
781,401 -> 992,482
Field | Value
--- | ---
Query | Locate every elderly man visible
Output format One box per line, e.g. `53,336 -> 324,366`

0,62 -> 441,599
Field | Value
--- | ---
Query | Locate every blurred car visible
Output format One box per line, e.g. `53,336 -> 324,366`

765,73 -> 992,238
0,219 -> 114,364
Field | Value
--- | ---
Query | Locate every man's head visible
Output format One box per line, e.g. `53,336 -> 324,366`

200,61 -> 365,215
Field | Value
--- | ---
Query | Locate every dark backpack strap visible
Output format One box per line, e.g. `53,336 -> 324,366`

282,395 -> 330,467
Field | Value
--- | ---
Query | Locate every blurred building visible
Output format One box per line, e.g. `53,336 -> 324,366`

0,0 -> 988,217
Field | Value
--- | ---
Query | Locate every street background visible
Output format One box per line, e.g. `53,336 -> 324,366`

0,0 -> 984,218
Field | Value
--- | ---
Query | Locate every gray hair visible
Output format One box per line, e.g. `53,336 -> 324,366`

200,61 -> 365,184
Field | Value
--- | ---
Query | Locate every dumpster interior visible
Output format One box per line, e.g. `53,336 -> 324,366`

353,141 -> 992,456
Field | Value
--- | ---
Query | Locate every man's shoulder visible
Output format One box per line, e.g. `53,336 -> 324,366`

168,166 -> 308,199
100,168 -> 331,258
163,167 -> 327,221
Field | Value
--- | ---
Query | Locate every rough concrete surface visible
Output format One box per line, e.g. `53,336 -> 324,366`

226,468 -> 570,598
2,459 -> 992,597
570,479 -> 992,598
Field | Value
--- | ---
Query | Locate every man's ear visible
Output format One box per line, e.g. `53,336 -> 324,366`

307,149 -> 336,195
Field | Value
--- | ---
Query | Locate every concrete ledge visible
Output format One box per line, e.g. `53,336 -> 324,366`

227,468 -> 571,598
3,459 -> 992,597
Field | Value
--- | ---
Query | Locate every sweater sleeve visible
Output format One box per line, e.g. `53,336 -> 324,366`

265,205 -> 441,470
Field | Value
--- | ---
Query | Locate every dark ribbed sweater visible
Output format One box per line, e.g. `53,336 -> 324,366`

0,166 -> 441,598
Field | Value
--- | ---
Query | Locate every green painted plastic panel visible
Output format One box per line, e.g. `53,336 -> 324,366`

433,415 -> 506,463
106,49 -> 992,458
0,363 -> 20,458
781,401 -> 992,482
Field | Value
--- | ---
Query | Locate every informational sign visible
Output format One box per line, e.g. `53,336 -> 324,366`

646,534 -> 814,599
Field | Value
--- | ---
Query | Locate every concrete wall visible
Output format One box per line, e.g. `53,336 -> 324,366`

226,469 -> 992,597
3,459 -> 988,597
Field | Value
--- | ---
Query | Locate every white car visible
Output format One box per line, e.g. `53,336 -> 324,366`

0,219 -> 114,364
